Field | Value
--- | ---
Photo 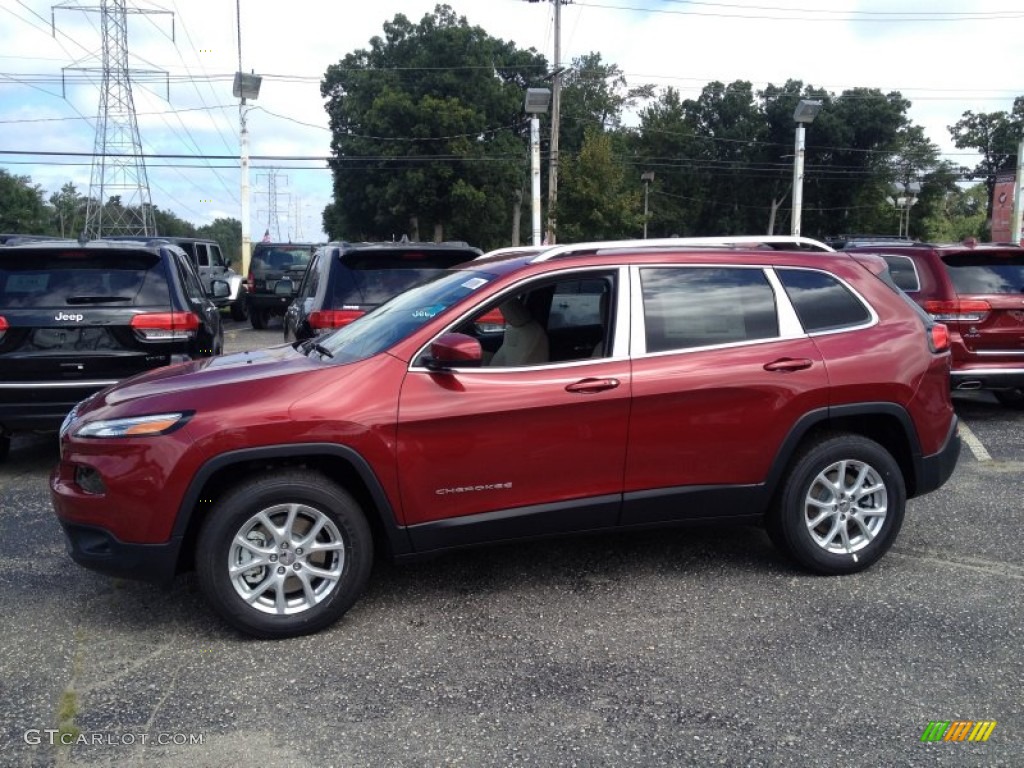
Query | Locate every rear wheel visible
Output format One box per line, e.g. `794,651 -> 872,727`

196,471 -> 373,638
768,434 -> 905,575
994,388 -> 1024,409
249,307 -> 268,330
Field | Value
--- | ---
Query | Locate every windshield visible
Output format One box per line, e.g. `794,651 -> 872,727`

943,253 -> 1024,295
311,269 -> 494,363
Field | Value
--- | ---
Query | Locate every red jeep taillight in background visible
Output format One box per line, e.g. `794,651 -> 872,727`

0,315 -> 7,341
309,309 -> 364,330
130,311 -> 200,341
923,299 -> 991,324
928,323 -> 950,353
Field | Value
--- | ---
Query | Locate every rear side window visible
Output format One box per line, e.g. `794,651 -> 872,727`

942,253 -> 1024,295
881,254 -> 920,292
0,249 -> 168,307
777,268 -> 871,332
329,248 -> 475,307
640,267 -> 779,353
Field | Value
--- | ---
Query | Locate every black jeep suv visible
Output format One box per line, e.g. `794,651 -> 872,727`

246,242 -> 317,329
0,239 -> 227,460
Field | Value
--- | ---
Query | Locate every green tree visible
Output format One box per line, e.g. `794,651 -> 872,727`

48,182 -> 87,238
920,183 -> 988,242
948,96 -> 1024,221
196,217 -> 242,268
556,127 -> 641,242
320,4 -> 548,249
0,169 -> 50,233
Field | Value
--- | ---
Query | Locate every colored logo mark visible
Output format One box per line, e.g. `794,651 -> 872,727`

920,721 -> 996,742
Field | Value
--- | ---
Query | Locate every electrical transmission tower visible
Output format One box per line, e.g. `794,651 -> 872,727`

258,169 -> 288,241
54,1 -> 172,238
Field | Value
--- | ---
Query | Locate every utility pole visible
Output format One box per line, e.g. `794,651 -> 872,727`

526,0 -> 571,244
54,0 -> 172,238
1012,137 -> 1024,245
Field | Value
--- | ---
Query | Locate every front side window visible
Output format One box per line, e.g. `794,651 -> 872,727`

776,268 -> 871,332
640,267 -> 778,353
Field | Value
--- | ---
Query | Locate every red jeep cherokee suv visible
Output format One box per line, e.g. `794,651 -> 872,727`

842,240 -> 1024,407
52,238 -> 961,638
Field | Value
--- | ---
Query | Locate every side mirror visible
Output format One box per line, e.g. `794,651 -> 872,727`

424,333 -> 482,371
210,279 -> 231,299
274,278 -> 295,296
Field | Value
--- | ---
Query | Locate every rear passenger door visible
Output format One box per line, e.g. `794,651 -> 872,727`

622,264 -> 829,525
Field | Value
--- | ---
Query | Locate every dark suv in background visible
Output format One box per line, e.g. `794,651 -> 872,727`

282,240 -> 482,342
843,239 -> 1024,407
246,242 -> 317,329
0,239 -> 226,460
110,236 -> 247,321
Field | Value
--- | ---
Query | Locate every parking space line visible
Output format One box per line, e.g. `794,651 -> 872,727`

959,421 -> 992,462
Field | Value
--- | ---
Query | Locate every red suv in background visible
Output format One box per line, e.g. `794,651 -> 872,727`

51,238 -> 960,638
843,240 -> 1024,407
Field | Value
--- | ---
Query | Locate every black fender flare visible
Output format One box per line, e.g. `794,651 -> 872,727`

172,443 -> 413,558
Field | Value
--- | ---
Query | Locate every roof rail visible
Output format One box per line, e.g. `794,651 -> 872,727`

528,235 -> 834,263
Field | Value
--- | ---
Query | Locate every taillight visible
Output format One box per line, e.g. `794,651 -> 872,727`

922,299 -> 991,323
309,309 -> 364,329
0,315 -> 7,341
130,311 -> 200,340
247,269 -> 254,291
928,323 -> 950,353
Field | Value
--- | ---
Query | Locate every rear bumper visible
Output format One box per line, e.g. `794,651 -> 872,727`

914,415 -> 961,497
247,292 -> 293,315
0,381 -> 115,432
59,522 -> 179,584
951,367 -> 1024,390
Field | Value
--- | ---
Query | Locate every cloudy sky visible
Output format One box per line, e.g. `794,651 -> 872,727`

2,0 -> 1022,243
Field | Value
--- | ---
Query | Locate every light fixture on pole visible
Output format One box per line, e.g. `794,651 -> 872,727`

887,181 -> 921,237
641,171 -> 655,239
791,99 -> 823,237
233,70 -> 262,279
525,87 -> 551,246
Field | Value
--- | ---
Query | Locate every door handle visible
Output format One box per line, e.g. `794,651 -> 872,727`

565,377 -> 620,394
763,357 -> 813,372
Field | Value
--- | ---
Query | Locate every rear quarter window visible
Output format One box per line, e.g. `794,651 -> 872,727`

0,249 -> 168,307
881,254 -> 921,292
776,268 -> 872,332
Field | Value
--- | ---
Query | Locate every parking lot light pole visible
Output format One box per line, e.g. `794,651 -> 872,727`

641,171 -> 655,238
525,88 -> 552,246
792,99 -> 823,237
233,72 -> 261,279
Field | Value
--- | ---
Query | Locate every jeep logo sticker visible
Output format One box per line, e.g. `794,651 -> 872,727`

54,312 -> 84,322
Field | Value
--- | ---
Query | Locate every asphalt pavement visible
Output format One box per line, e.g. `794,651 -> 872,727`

1,320 -> 1021,767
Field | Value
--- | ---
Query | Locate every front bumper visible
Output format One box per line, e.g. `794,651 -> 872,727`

59,522 -> 180,583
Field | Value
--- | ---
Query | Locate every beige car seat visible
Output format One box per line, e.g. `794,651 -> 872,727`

490,298 -> 549,366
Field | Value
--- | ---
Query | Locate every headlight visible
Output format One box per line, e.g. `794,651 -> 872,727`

74,412 -> 191,438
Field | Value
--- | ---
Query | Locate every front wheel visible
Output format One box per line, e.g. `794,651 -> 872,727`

196,471 -> 373,638
768,434 -> 905,575
229,295 -> 249,322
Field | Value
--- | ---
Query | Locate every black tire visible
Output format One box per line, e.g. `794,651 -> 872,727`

768,434 -> 905,575
993,388 -> 1024,409
229,294 -> 249,322
196,471 -> 373,639
249,307 -> 267,330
